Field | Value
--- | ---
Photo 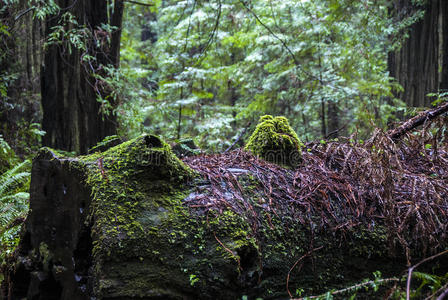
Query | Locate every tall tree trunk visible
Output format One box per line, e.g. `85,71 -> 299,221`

439,0 -> 448,90
0,0 -> 43,155
389,0 -> 447,107
41,0 -> 123,154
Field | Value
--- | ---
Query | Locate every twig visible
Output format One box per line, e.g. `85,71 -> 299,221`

294,277 -> 400,299
14,7 -> 36,22
424,281 -> 448,300
238,0 -> 299,66
406,249 -> 448,300
123,0 -> 154,6
224,122 -> 251,153
237,0 -> 348,94
193,0 -> 221,66
213,232 -> 241,271
437,288 -> 448,300
183,0 -> 197,52
287,246 -> 323,298
97,157 -> 109,183
324,121 -> 349,139
61,0 -> 79,11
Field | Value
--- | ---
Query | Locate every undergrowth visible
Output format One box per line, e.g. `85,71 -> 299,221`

0,137 -> 30,282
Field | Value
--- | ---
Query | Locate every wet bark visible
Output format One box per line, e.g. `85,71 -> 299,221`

41,0 -> 123,154
389,0 -> 448,107
0,0 -> 43,155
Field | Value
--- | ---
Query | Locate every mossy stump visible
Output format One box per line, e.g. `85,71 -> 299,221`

245,115 -> 302,167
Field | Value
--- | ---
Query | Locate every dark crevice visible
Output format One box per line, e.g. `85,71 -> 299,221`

36,268 -> 63,300
8,262 -> 31,299
73,224 -> 93,296
237,245 -> 259,288
145,135 -> 162,148
18,231 -> 32,255
238,245 -> 258,271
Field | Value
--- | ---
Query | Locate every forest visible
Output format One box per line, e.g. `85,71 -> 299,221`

1,0 -> 448,299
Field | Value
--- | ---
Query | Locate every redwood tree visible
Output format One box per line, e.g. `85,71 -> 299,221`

389,0 -> 448,107
41,0 -> 124,154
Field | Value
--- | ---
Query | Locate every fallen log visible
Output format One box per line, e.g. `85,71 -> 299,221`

387,100 -> 448,141
2,133 -> 448,299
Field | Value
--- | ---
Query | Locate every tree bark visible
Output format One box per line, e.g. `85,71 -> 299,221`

110,0 -> 124,67
439,0 -> 448,91
389,0 -> 447,107
0,0 -> 43,155
41,0 -> 121,154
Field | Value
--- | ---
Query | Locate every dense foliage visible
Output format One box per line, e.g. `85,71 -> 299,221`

115,0 -> 424,150
0,137 -> 30,282
1,0 -> 424,150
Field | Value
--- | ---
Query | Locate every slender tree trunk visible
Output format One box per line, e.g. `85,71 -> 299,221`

327,101 -> 339,138
41,0 -> 122,154
110,0 -> 124,67
320,99 -> 326,137
141,10 -> 157,43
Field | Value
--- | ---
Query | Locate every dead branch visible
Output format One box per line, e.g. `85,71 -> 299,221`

388,101 -> 448,141
294,277 -> 400,299
406,249 -> 448,300
286,246 -> 324,298
224,122 -> 251,153
436,288 -> 448,300
123,0 -> 154,6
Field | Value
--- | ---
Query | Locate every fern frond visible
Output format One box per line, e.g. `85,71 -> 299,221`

0,159 -> 31,181
0,159 -> 31,196
0,171 -> 31,196
0,203 -> 26,227
0,195 -> 28,228
0,158 -> 30,266
0,135 -> 18,174
0,192 -> 29,206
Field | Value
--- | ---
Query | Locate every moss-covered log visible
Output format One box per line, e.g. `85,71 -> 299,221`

2,134 -> 448,300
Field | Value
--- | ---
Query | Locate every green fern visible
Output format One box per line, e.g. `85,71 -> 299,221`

0,159 -> 30,225
0,160 -> 31,199
0,159 -> 31,266
0,135 -> 17,174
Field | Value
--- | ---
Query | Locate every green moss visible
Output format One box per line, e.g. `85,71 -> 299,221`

31,133 -> 403,298
245,115 -> 302,167
88,135 -> 122,154
65,134 -> 261,297
62,135 -> 195,261
38,242 -> 52,273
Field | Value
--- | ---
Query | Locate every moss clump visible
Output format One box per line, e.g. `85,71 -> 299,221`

245,115 -> 302,167
82,135 -> 198,260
